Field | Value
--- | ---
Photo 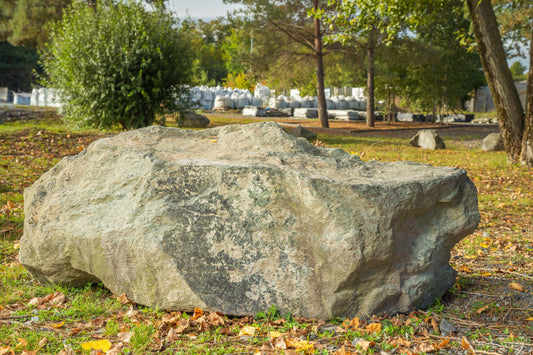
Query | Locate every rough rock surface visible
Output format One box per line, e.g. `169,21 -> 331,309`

180,111 -> 210,128
289,125 -> 317,140
410,130 -> 446,150
481,133 -> 504,151
20,122 -> 479,319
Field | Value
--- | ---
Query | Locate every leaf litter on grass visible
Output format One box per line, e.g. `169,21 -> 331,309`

1,115 -> 532,354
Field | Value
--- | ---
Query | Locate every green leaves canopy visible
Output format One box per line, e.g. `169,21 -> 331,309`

40,0 -> 194,129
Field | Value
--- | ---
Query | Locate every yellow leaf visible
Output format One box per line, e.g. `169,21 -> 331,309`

286,338 -> 314,352
51,321 -> 65,328
481,272 -> 492,276
365,322 -> 382,333
526,317 -> 533,321
80,339 -> 112,352
13,243 -> 20,250
269,331 -> 284,339
509,282 -> 526,292
479,243 -> 489,248
210,139 -> 217,143
238,326 -> 256,336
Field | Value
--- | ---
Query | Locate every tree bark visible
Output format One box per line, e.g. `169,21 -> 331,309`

520,32 -> 533,166
313,0 -> 328,128
466,0 -> 524,163
366,27 -> 375,128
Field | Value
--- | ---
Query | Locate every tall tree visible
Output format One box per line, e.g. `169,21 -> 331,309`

225,0 -> 330,128
466,0 -> 526,164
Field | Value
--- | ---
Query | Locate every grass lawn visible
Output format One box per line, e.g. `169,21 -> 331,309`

0,109 -> 531,354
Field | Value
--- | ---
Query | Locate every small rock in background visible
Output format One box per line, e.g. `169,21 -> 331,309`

409,130 -> 445,150
289,125 -> 317,140
481,133 -> 504,151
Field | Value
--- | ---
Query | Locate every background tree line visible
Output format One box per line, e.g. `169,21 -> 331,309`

0,0 -> 530,164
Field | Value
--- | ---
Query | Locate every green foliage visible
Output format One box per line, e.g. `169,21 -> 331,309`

509,61 -> 527,81
40,0 -> 195,130
0,41 -> 39,91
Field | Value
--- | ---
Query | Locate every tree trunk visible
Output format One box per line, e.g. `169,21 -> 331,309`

466,0 -> 524,163
366,28 -> 375,128
313,0 -> 328,128
520,32 -> 533,166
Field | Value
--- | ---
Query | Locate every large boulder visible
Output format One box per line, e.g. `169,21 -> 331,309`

410,130 -> 446,150
20,122 -> 479,319
179,111 -> 210,128
481,133 -> 504,151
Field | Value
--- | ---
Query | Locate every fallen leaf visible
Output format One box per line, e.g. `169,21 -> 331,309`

192,307 -> 203,320
175,319 -> 189,334
481,272 -> 492,276
206,312 -> 224,326
461,336 -> 474,353
526,317 -> 533,321
13,243 -> 19,250
434,338 -> 450,350
117,332 -> 132,343
51,321 -> 65,328
210,139 -> 217,143
430,318 -> 438,332
285,338 -> 313,352
69,327 -> 82,336
89,350 -> 105,355
509,282 -> 526,292
51,292 -> 66,305
16,338 -> 27,348
36,337 -> 47,350
365,322 -> 382,333
476,305 -> 489,314
269,331 -> 284,339
388,337 -> 411,347
165,328 -> 180,343
106,343 -> 124,355
274,336 -> 287,349
0,346 -> 11,355
117,294 -> 131,304
333,346 -> 354,355
28,297 -> 42,306
413,343 -> 435,353
353,339 -> 373,351
343,317 -> 360,329
80,339 -> 112,352
91,317 -> 105,328
238,325 -> 256,336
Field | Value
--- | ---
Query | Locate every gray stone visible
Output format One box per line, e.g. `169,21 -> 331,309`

439,319 -> 457,336
179,110 -> 210,128
20,122 -> 479,319
481,133 -> 504,151
289,125 -> 317,140
409,130 -> 446,150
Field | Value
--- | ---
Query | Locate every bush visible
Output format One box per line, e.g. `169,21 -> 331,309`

40,0 -> 195,129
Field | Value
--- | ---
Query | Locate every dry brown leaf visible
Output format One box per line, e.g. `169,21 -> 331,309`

274,336 -> 287,349
285,338 -> 313,352
165,328 -> 180,344
176,319 -> 189,334
461,336 -> 474,353
192,307 -> 203,320
20,351 -> 37,355
106,343 -> 124,355
434,338 -> 451,350
0,347 -> 11,355
89,350 -> 105,355
51,293 -> 65,306
69,327 -> 82,336
413,343 -> 435,353
28,297 -> 42,306
353,339 -> 373,351
509,282 -> 526,292
16,338 -> 28,348
206,312 -> 225,327
388,337 -> 411,347
36,337 -> 47,351
365,322 -> 382,333
117,294 -> 132,304
476,305 -> 489,314
117,331 -> 132,343
430,318 -> 438,332
333,346 -> 354,355
343,317 -> 360,329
